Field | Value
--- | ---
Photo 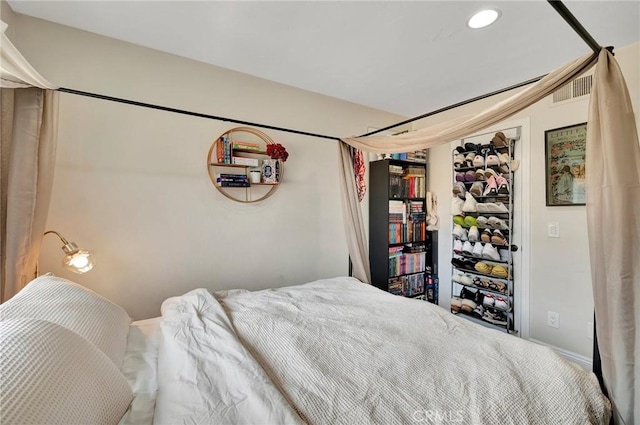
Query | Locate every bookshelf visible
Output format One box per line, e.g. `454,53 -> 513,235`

207,127 -> 283,203
369,157 -> 438,303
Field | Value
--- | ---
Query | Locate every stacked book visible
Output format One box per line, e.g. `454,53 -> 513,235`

406,149 -> 427,163
216,173 -> 250,187
232,156 -> 259,167
232,141 -> 261,151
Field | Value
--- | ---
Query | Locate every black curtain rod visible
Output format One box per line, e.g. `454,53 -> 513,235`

59,1 -> 607,143
57,87 -> 342,141
547,0 -> 601,54
358,75 -> 545,137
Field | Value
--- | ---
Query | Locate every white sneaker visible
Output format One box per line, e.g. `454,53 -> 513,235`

461,274 -> 474,286
451,196 -> 464,216
494,296 -> 508,311
453,239 -> 463,254
452,273 -> 464,283
481,243 -> 501,261
462,192 -> 478,213
483,293 -> 495,308
472,242 -> 484,257
462,241 -> 474,255
468,226 -> 480,242
452,224 -> 468,241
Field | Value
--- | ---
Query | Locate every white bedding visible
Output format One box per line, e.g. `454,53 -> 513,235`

119,318 -> 162,425
154,277 -> 611,424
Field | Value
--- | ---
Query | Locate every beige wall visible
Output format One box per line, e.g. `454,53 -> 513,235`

11,14 -> 405,320
421,42 -> 640,358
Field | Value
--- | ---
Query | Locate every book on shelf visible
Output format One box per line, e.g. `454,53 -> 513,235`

232,141 -> 261,150
218,181 -> 250,187
223,136 -> 232,164
216,173 -> 249,181
387,149 -> 427,163
232,156 -> 259,167
388,250 -> 426,277
388,273 -> 425,297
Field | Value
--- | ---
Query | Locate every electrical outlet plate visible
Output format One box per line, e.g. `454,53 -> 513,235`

548,222 -> 560,238
547,311 -> 560,328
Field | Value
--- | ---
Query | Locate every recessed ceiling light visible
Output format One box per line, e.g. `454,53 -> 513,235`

467,9 -> 500,29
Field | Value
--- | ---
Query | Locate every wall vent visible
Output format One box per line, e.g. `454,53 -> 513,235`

553,75 -> 592,103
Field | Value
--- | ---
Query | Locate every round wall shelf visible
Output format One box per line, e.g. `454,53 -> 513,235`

207,127 -> 284,203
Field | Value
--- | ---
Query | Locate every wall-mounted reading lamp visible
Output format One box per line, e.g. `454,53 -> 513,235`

43,230 -> 95,274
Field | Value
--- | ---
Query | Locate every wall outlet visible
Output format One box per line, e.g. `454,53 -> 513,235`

548,222 -> 560,238
587,321 -> 594,339
547,311 -> 560,328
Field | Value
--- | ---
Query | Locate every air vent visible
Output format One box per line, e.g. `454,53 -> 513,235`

553,75 -> 592,103
553,84 -> 572,103
573,75 -> 592,97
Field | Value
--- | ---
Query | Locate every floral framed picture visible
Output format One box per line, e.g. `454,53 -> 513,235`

545,123 -> 587,206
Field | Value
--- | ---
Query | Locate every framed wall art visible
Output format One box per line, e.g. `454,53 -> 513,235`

545,122 -> 587,206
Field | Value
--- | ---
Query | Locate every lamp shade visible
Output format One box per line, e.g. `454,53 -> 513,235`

44,231 -> 95,274
62,246 -> 95,274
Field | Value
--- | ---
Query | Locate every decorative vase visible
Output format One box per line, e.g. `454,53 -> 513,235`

262,159 -> 278,184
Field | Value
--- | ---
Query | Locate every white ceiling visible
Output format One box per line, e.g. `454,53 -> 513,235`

7,1 -> 640,117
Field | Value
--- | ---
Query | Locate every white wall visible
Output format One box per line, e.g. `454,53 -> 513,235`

11,14 -> 405,320
420,42 -> 640,358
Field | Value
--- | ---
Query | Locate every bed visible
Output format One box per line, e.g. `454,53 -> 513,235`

0,275 -> 611,424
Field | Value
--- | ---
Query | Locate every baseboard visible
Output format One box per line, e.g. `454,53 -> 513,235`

528,338 -> 593,371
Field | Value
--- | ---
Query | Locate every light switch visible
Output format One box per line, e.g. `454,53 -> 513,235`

548,222 -> 560,238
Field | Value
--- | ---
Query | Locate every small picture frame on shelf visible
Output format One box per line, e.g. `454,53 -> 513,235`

544,123 -> 587,206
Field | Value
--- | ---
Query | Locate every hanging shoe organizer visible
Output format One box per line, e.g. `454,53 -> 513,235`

450,127 -> 520,334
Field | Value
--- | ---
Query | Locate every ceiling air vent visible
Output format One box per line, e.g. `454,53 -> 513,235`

553,75 -> 592,103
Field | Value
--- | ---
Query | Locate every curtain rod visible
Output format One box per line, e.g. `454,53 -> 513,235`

547,0 -> 601,54
57,87 -> 342,141
59,1 -> 608,143
358,75 -> 545,137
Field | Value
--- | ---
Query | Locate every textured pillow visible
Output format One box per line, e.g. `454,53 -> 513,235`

0,274 -> 131,368
0,318 -> 133,425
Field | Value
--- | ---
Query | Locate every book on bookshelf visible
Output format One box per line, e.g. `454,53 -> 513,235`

216,173 -> 248,181
232,141 -> 261,150
232,156 -> 259,167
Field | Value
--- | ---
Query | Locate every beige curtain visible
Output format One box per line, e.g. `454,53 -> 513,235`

338,143 -> 370,283
1,32 -> 59,302
586,49 -> 640,425
339,49 -> 638,423
341,51 -> 597,154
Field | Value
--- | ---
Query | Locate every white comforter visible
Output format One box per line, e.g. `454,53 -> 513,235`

154,277 -> 610,424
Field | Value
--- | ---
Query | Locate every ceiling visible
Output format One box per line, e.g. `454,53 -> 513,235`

7,1 -> 640,117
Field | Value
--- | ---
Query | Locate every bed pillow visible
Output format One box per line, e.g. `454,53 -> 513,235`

0,274 -> 131,368
0,318 -> 134,425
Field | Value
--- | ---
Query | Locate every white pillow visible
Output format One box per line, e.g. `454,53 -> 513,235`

0,274 -> 131,368
0,318 -> 134,425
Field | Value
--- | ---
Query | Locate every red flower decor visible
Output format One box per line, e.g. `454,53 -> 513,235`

267,143 -> 289,162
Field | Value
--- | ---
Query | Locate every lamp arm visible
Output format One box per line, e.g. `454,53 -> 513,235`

43,230 -> 70,246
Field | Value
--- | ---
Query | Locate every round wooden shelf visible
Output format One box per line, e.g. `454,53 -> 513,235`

207,127 -> 284,203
